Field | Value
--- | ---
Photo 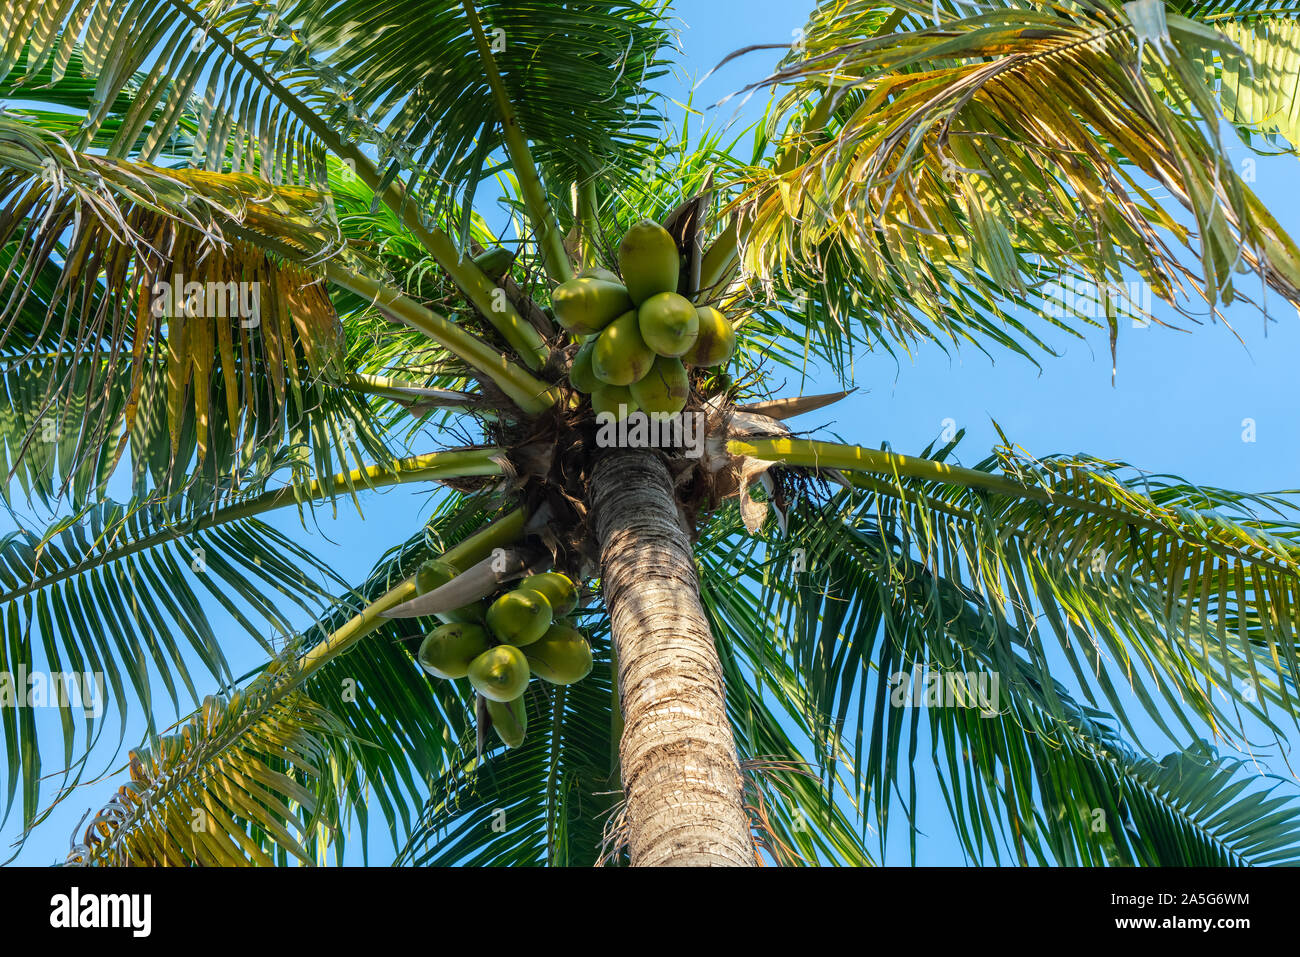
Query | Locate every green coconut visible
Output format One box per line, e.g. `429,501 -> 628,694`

525,623 -> 594,686
577,265 -> 620,283
485,588 -> 554,647
569,338 -> 601,394
681,305 -> 736,368
468,644 -> 531,702
593,310 -> 655,386
629,355 -> 689,416
519,572 -> 579,617
591,383 -> 640,420
471,246 -> 515,282
638,291 -> 699,358
551,277 -> 634,336
486,694 -> 528,748
418,623 -> 491,680
618,219 -> 680,305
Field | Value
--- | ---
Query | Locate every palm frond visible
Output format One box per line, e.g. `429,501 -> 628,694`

0,486 -> 351,835
734,435 -> 1300,742
729,0 -> 1300,366
56,488 -> 525,865
699,491 -> 1300,865
1,0 -> 336,185
0,449 -> 502,837
0,115 -> 367,494
67,644 -> 351,866
1175,0 -> 1300,24
703,575 -> 879,865
459,0 -> 570,283
1193,16 -> 1300,150
304,0 -> 671,218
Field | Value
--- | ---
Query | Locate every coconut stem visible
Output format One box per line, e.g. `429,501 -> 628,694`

296,506 -> 530,676
729,437 -> 1048,498
460,0 -> 573,286
576,179 -> 602,271
0,451 -> 504,607
224,448 -> 506,520
150,4 -> 547,371
328,264 -> 559,413
730,437 -> 1206,541
410,220 -> 551,370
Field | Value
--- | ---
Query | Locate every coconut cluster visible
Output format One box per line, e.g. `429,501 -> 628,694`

415,567 -> 593,750
553,219 -> 736,420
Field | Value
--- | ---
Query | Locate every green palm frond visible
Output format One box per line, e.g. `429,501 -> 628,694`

879,559 -> 1300,865
0,449 -> 501,837
1194,16 -> 1300,149
0,0 -> 338,185
728,0 -> 1300,366
1104,741 -> 1300,865
0,254 -> 132,504
865,537 -> 1300,866
1176,0 -> 1300,23
328,159 -> 476,313
308,630 -> 473,861
323,154 -> 557,379
0,116 -> 369,490
458,0 -> 570,282
734,435 -> 1300,740
67,645 -> 352,867
305,0 -> 671,216
860,535 -> 1300,866
0,339 -> 392,509
705,582 -> 878,865
699,490 -> 1300,865
59,488 -> 529,866
0,490 -> 348,834
0,50 -> 156,151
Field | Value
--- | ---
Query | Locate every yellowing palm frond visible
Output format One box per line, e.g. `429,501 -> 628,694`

733,0 -> 1300,364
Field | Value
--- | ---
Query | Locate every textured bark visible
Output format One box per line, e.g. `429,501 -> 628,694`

591,448 -> 756,866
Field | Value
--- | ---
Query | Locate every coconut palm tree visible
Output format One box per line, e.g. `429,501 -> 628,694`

2,0 -> 1300,867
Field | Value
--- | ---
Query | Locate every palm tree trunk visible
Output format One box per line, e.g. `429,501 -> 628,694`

590,448 -> 756,866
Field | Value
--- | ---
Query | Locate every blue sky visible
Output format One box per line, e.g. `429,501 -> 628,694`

5,0 -> 1299,865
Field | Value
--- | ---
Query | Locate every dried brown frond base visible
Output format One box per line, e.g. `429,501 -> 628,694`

441,360 -> 829,579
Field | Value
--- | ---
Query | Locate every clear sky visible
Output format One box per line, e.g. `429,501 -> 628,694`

5,0 -> 1298,865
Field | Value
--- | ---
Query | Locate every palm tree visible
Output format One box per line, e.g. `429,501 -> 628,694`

3,0 -> 1300,866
